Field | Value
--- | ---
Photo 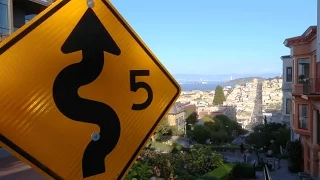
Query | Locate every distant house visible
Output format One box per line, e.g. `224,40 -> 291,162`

209,105 -> 237,121
167,102 -> 186,131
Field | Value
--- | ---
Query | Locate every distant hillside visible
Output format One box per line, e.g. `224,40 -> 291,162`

266,75 -> 282,80
173,73 -> 279,82
225,77 -> 265,84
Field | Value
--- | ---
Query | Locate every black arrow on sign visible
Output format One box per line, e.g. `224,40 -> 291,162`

52,8 -> 121,178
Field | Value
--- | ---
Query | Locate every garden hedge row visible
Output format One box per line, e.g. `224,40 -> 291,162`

198,162 -> 256,180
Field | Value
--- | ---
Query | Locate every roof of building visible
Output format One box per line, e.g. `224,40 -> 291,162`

168,102 -> 185,115
280,55 -> 291,60
283,26 -> 317,47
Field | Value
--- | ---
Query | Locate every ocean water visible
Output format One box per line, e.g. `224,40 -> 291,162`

179,83 -> 235,91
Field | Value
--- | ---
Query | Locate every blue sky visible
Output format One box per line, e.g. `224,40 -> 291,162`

111,0 -> 317,75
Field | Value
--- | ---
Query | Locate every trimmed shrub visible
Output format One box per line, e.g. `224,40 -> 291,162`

230,163 -> 255,179
206,163 -> 235,180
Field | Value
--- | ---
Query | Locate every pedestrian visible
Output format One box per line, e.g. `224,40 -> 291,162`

243,151 -> 247,163
246,150 -> 252,164
240,142 -> 244,154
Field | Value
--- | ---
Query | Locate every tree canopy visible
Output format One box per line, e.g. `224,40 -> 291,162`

185,106 -> 198,125
213,85 -> 226,105
188,115 -> 247,143
246,122 -> 290,154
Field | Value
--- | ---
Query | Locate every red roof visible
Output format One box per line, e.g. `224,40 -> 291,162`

283,26 -> 317,47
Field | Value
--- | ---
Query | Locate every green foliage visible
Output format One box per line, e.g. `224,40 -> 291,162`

247,122 -> 290,150
175,130 -> 186,137
148,153 -> 175,179
169,126 -> 178,136
191,115 -> 246,144
210,130 -> 229,143
171,143 -> 184,153
125,161 -> 153,180
273,127 -> 291,147
191,125 -> 212,143
206,163 -> 235,180
215,115 -> 245,136
134,144 -> 224,179
176,173 -> 198,180
199,174 -> 218,180
205,119 -> 224,131
286,140 -> 303,172
246,131 -> 265,148
185,107 -> 198,125
230,163 -> 255,179
154,118 -> 171,140
213,85 -> 226,105
184,144 -> 224,176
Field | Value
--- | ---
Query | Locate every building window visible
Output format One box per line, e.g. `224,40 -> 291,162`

298,104 -> 308,129
286,99 -> 292,114
286,67 -> 292,82
25,14 -> 37,24
0,0 -> 9,35
298,59 -> 310,84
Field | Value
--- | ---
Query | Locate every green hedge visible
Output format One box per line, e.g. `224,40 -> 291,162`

207,163 -> 235,180
230,163 -> 255,179
199,162 -> 256,180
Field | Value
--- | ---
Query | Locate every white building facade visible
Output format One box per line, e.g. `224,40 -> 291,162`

281,55 -> 299,141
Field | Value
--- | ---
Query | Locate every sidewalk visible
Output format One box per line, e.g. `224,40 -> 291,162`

0,155 -> 46,179
219,151 -> 299,180
267,159 -> 299,180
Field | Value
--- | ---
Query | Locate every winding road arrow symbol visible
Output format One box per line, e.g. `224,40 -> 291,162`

53,8 -> 121,178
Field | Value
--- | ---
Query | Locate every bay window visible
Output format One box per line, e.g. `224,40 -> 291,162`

286,67 -> 292,82
298,58 -> 310,84
286,99 -> 292,114
298,104 -> 308,129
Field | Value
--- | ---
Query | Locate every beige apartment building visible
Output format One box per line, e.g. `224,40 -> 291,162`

167,102 -> 186,132
0,0 -> 52,41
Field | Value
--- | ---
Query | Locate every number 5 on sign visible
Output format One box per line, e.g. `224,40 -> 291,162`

130,70 -> 153,111
0,0 -> 180,180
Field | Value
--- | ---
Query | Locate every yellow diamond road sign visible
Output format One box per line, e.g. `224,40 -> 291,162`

0,0 -> 180,179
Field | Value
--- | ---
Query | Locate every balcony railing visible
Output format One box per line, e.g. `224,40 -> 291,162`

263,165 -> 272,180
302,78 -> 320,95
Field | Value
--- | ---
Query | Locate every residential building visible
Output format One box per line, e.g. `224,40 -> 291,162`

284,26 -> 320,178
167,102 -> 186,132
0,0 -> 52,41
281,55 -> 299,140
209,105 -> 237,121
